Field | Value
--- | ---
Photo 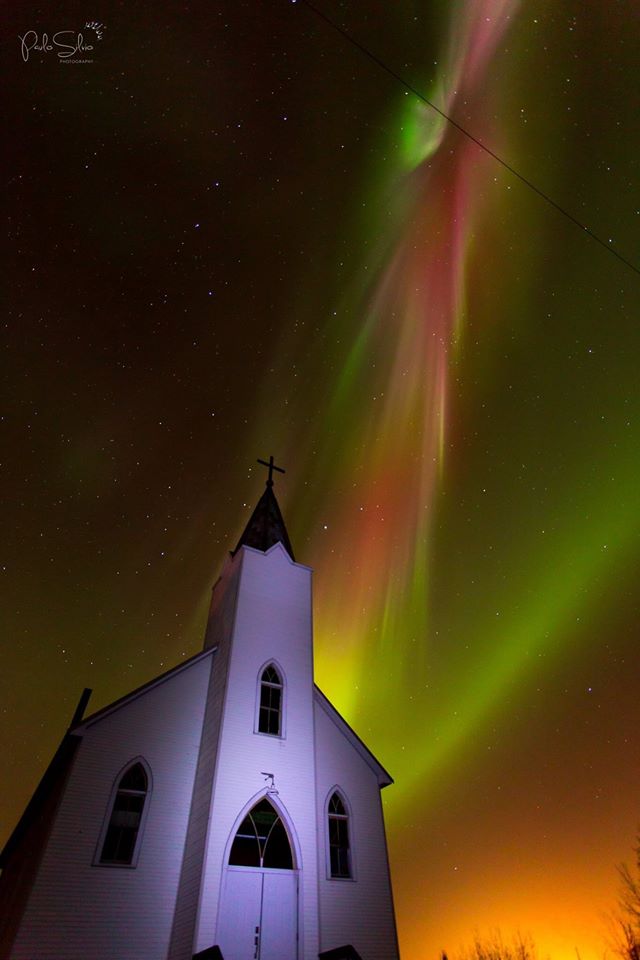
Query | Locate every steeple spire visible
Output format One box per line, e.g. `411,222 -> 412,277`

233,457 -> 295,560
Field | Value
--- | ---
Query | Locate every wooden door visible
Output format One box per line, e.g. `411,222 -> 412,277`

217,867 -> 298,960
259,870 -> 298,960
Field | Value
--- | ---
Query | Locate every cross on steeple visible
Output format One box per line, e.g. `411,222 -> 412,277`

234,456 -> 294,559
257,455 -> 285,488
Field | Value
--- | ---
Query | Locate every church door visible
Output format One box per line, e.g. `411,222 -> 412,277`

217,798 -> 298,960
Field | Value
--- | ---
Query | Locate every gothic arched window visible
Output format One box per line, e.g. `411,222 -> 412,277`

328,791 -> 351,879
99,761 -> 149,865
257,664 -> 283,736
229,798 -> 293,869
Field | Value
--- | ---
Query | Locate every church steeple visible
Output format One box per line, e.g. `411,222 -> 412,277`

233,456 -> 295,561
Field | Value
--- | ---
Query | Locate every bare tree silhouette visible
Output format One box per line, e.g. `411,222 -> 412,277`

613,833 -> 640,960
443,931 -> 540,960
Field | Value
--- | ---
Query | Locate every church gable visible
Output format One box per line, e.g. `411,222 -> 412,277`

313,692 -> 398,959
10,650 -> 214,960
73,646 -> 216,733
313,686 -> 393,788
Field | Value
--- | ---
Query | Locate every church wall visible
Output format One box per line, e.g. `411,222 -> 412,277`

195,544 -> 321,959
314,702 -> 399,960
168,555 -> 244,960
10,654 -> 212,960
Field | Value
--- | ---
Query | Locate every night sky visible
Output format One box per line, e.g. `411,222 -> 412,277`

3,2 -> 639,958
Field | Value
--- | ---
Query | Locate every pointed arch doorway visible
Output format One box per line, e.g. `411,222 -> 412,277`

217,797 -> 299,960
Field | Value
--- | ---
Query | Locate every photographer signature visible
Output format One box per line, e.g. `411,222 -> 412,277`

19,26 -> 104,62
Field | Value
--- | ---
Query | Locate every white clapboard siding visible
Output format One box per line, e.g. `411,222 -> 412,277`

314,698 -> 400,960
11,653 -> 213,960
168,557 -> 244,960
195,543 -> 320,960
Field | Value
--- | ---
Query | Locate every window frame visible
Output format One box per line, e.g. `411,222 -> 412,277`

325,787 -> 355,882
228,797 -> 294,870
93,757 -> 152,869
224,790 -> 301,873
254,660 -> 286,739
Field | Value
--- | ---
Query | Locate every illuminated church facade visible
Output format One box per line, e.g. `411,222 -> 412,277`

0,470 -> 399,960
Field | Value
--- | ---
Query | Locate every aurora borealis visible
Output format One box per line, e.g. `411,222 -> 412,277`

3,1 -> 639,958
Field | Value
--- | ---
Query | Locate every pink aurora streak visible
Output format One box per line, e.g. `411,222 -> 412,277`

312,0 -> 520,670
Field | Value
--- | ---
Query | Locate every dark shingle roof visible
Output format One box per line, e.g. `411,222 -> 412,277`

233,484 -> 295,560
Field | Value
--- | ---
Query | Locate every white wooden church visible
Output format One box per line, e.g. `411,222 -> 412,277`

0,462 -> 400,960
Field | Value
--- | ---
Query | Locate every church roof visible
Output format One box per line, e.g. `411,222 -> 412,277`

233,483 -> 295,561
0,650 -> 216,869
0,730 -> 81,868
72,646 -> 216,730
313,685 -> 394,788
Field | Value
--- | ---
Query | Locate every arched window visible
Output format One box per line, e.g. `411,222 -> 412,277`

258,664 -> 283,736
99,762 -> 148,865
229,798 -> 293,869
328,791 -> 351,879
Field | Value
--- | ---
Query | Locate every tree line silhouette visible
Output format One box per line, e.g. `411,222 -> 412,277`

441,832 -> 640,960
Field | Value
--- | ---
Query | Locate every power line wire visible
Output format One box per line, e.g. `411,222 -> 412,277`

297,0 -> 640,279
